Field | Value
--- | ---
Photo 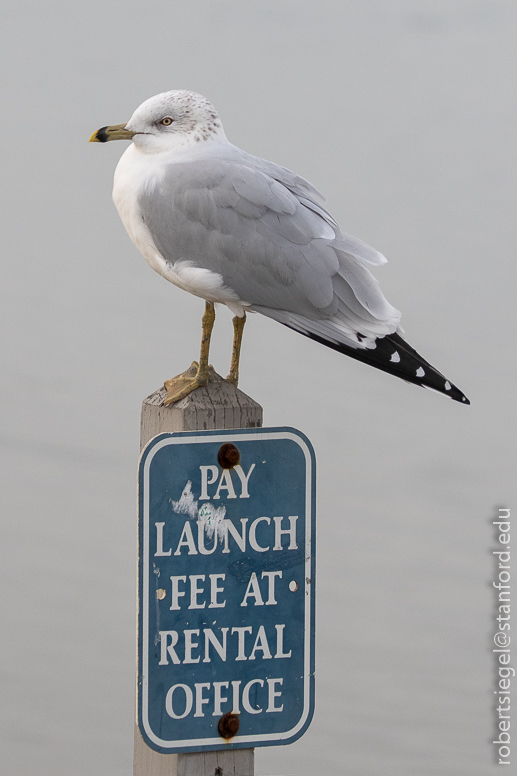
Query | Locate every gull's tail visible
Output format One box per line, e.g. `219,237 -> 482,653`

293,328 -> 470,404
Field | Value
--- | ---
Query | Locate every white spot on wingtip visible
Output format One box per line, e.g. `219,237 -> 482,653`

416,367 -> 425,377
445,381 -> 451,391
390,351 -> 400,363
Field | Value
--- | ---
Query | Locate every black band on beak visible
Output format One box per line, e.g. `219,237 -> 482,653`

94,126 -> 110,143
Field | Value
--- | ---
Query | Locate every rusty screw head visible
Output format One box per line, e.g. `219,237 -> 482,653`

217,443 -> 240,469
218,711 -> 240,739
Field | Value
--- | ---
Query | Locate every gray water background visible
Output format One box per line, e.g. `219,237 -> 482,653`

1,1 -> 515,774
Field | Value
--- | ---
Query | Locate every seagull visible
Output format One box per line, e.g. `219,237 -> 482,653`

89,90 -> 469,406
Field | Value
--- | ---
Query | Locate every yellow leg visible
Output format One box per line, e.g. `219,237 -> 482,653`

226,312 -> 246,387
164,302 -> 215,405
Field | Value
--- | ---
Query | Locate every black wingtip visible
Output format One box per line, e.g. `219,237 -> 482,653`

386,332 -> 470,405
422,382 -> 470,405
287,326 -> 470,405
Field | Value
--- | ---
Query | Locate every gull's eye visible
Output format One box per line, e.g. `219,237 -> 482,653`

160,117 -> 173,126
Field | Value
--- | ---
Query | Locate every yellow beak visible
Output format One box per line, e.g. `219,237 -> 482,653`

88,123 -> 135,143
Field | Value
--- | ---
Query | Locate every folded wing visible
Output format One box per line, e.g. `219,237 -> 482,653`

139,154 -> 400,347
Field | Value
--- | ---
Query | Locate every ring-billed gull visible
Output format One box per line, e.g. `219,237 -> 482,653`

89,90 -> 469,405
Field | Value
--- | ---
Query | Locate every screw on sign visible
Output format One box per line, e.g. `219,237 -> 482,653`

137,427 -> 316,753
218,443 -> 241,469
218,711 -> 240,739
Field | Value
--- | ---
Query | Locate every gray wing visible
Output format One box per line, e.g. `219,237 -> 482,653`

229,145 -> 389,269
139,153 -> 400,348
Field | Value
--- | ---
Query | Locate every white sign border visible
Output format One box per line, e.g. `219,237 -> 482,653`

139,429 -> 314,750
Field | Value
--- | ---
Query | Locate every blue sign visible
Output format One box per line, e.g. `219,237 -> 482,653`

137,427 -> 315,753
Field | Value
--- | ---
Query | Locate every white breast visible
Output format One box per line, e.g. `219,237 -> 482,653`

112,144 -> 249,316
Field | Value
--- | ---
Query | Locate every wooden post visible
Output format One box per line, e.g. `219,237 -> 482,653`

134,368 -> 262,776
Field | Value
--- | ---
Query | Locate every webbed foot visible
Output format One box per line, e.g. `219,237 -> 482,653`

164,361 -> 210,405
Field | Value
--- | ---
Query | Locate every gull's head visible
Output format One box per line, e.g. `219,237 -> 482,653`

89,90 -> 227,154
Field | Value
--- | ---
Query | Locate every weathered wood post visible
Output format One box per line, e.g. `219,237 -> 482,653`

135,367 -> 315,774
135,369 -> 262,776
